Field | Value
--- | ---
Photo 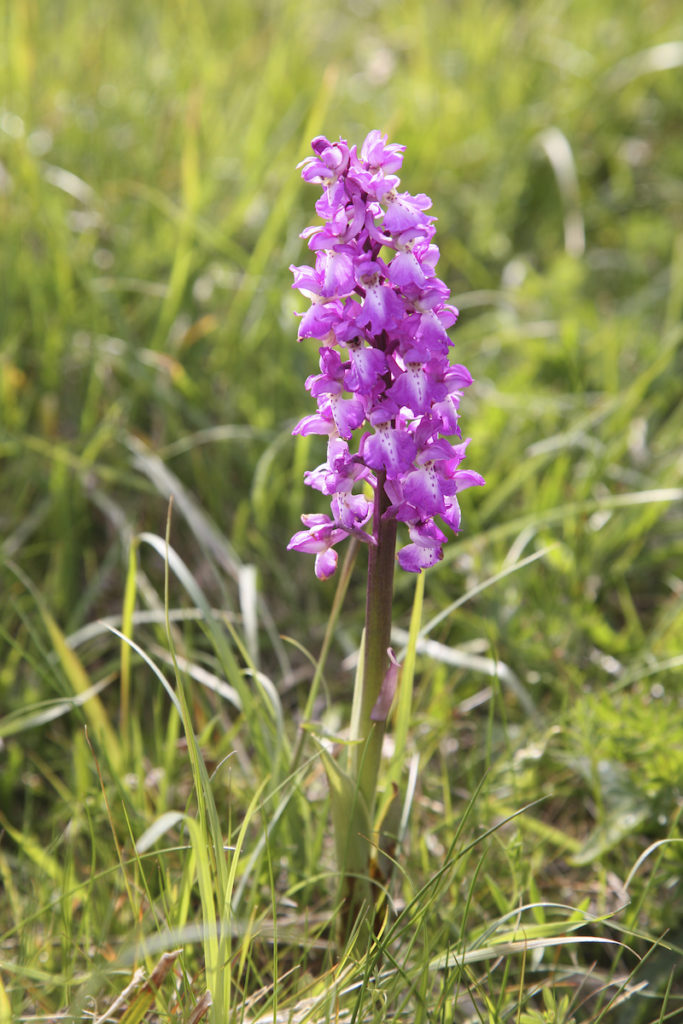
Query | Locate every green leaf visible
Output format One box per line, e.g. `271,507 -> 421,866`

315,741 -> 371,883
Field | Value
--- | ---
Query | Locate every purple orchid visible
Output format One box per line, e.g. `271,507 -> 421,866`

288,131 -> 484,575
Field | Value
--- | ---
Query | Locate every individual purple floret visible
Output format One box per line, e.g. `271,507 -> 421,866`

288,130 -> 484,578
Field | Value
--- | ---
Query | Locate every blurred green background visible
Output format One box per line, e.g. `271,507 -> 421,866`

1,0 -> 682,1016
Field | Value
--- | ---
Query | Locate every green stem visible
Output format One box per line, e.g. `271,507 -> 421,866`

353,473 -> 397,818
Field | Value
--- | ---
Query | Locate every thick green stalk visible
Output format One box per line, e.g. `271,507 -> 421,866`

353,473 -> 397,818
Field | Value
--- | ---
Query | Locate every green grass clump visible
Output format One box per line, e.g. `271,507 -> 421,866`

1,0 -> 682,1021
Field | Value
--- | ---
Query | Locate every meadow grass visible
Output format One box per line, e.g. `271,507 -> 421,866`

1,0 -> 682,1020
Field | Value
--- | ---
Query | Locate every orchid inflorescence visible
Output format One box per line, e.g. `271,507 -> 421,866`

288,131 -> 484,578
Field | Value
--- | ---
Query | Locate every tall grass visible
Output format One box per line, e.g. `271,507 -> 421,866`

1,0 -> 682,1020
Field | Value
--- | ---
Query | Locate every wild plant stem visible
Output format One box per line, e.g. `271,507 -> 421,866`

353,473 -> 397,819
